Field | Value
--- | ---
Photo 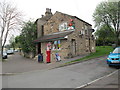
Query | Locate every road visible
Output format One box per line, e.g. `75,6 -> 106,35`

2,52 -> 87,74
2,53 -> 48,73
2,55 -> 119,88
84,70 -> 119,88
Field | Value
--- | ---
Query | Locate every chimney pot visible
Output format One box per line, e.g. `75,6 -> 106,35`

41,15 -> 44,18
45,8 -> 52,16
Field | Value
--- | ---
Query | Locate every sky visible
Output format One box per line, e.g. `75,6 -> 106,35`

8,0 -> 105,25
2,0 -> 106,44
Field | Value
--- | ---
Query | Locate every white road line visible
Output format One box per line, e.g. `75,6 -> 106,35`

76,70 -> 119,88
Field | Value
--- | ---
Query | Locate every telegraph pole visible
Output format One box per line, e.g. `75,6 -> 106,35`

0,37 -> 2,61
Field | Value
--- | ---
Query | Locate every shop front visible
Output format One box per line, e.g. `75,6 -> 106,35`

34,31 -> 74,63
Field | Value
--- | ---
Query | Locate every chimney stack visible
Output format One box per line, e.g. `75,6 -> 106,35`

45,8 -> 52,16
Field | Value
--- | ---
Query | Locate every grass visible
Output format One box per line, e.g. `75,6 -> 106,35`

65,46 -> 114,64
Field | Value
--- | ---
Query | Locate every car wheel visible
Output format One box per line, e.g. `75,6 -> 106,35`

116,66 -> 120,69
108,64 -> 112,67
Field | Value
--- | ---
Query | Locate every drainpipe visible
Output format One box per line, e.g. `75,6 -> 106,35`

89,29 -> 94,53
89,36 -> 91,53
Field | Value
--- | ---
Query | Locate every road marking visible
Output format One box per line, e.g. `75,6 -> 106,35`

0,73 -> 18,76
76,70 -> 119,88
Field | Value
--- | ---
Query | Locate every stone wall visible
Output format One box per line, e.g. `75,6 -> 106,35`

37,19 -> 46,37
41,40 -> 69,62
20,51 -> 35,59
40,11 -> 96,62
44,12 -> 72,35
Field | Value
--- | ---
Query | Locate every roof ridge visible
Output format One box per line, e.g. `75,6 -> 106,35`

55,11 -> 92,26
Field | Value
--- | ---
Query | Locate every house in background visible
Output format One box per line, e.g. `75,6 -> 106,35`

34,8 -> 95,62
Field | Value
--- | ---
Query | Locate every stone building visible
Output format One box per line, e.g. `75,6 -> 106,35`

34,8 -> 95,62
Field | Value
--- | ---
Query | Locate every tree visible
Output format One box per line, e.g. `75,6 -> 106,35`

14,36 -> 21,49
19,20 -> 37,57
0,1 -> 22,59
93,1 -> 120,46
95,24 -> 115,46
9,35 -> 15,50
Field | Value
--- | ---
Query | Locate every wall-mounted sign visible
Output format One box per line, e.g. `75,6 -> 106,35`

59,22 -> 67,31
59,19 -> 75,31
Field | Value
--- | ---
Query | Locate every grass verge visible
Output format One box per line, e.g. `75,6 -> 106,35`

64,46 -> 114,65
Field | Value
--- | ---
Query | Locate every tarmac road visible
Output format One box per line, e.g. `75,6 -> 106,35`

2,52 -> 87,74
83,69 -> 119,88
2,55 -> 119,88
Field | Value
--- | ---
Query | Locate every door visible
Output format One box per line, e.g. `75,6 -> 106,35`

38,42 -> 41,54
71,39 -> 76,56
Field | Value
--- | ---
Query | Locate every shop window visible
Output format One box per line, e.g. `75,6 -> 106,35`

52,40 -> 61,50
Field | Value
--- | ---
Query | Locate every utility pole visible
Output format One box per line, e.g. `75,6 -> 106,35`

0,37 -> 1,90
0,37 -> 2,61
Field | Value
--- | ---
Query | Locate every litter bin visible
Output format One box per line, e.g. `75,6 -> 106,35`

38,53 -> 43,62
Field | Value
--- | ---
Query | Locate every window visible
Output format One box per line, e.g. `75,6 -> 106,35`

85,25 -> 88,30
81,30 -> 85,35
52,40 -> 61,50
59,22 -> 67,31
113,48 -> 120,53
85,30 -> 88,35
85,25 -> 88,35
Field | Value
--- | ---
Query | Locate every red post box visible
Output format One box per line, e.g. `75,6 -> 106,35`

46,50 -> 51,63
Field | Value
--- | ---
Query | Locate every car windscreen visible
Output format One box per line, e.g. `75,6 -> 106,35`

113,48 -> 120,53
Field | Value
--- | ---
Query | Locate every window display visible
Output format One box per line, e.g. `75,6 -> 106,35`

52,40 -> 61,50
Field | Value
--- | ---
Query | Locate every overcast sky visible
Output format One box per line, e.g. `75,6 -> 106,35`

8,0 -> 105,26
3,0 -> 106,44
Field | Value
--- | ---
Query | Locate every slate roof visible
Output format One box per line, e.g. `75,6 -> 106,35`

34,31 -> 74,43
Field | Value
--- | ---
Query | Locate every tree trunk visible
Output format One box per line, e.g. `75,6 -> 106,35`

115,37 -> 119,47
0,38 -> 2,61
115,32 -> 119,47
1,46 -> 3,60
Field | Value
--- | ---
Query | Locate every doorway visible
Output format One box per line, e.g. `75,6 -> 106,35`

38,42 -> 41,54
71,39 -> 76,56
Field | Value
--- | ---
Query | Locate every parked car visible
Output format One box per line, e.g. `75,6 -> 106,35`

107,47 -> 120,67
14,49 -> 18,52
7,50 -> 14,55
3,51 -> 8,59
